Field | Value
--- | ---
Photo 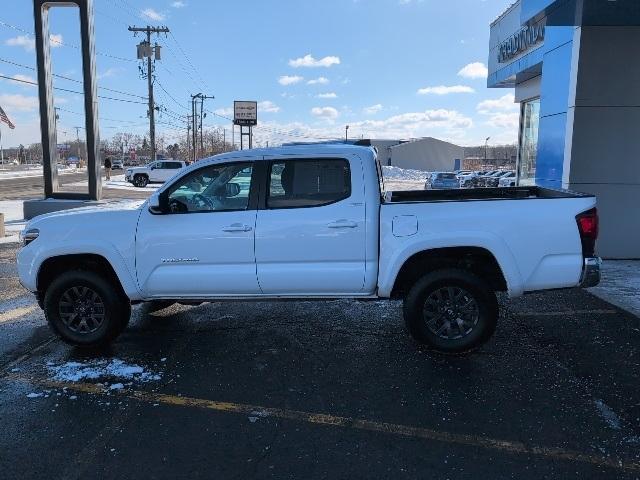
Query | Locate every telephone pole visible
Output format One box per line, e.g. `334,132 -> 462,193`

190,93 -> 214,160
128,25 -> 169,162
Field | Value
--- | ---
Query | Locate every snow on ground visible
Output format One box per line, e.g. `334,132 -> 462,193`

66,174 -> 160,192
0,165 -> 85,180
47,358 -> 162,384
381,165 -> 428,191
381,165 -> 429,182
0,200 -> 26,243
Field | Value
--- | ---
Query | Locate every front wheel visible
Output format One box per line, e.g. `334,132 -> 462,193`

403,269 -> 498,353
133,174 -> 149,188
43,270 -> 131,346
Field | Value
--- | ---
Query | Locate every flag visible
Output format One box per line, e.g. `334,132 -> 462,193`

0,105 -> 15,129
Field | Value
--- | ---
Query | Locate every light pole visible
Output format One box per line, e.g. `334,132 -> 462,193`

345,125 -> 349,143
484,136 -> 490,168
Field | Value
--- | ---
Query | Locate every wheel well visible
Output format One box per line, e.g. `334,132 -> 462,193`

390,247 -> 507,299
37,254 -> 125,302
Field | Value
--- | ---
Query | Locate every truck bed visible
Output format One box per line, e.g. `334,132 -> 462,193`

385,186 -> 594,203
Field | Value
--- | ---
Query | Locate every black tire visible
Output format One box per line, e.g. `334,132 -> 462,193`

403,268 -> 498,353
133,174 -> 148,188
43,270 -> 131,347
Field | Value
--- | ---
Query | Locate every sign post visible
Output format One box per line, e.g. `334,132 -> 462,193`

233,101 -> 257,150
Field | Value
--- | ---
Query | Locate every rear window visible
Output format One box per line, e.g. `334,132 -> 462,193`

438,173 -> 457,180
268,158 -> 351,209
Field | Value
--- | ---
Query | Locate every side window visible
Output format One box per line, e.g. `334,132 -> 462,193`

166,162 -> 253,213
267,158 -> 351,209
155,162 -> 167,169
168,162 -> 182,169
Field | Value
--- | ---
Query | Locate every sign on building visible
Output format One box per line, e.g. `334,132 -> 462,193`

233,101 -> 258,126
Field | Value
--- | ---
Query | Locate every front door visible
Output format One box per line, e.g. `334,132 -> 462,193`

136,160 -> 260,298
255,155 -> 367,295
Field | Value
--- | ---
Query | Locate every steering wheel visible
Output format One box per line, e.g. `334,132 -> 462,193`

190,193 -> 218,211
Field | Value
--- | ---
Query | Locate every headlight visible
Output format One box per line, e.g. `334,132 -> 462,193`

20,228 -> 39,246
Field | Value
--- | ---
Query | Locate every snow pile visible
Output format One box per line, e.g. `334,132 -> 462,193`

382,165 -> 429,182
48,358 -> 162,383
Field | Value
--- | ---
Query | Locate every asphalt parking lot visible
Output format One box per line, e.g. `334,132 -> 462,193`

1,241 -> 639,479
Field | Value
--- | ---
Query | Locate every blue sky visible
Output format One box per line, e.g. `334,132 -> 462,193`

0,0 -> 518,149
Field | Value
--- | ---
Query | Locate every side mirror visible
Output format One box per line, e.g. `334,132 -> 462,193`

225,182 -> 241,197
148,191 -> 168,214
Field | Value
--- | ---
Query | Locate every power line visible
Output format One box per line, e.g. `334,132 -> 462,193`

0,57 -> 147,99
0,19 -> 136,63
0,74 -> 148,104
168,31 -> 210,92
155,79 -> 188,111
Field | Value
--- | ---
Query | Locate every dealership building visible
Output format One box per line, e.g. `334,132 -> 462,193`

489,0 -> 640,258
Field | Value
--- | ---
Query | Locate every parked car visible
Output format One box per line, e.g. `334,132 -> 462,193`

111,159 -> 124,170
498,171 -> 517,187
485,171 -> 514,188
474,170 -> 501,187
425,172 -> 460,190
17,144 -> 601,353
458,171 -> 478,188
125,160 -> 186,188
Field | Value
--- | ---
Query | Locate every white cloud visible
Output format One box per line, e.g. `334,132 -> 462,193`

5,35 -> 34,51
278,75 -> 304,86
171,1 -> 186,7
12,74 -> 36,87
316,92 -> 337,99
49,34 -> 63,47
307,77 -> 329,85
97,67 -> 121,80
364,104 -> 383,115
0,94 -> 39,112
258,100 -> 280,113
417,85 -> 475,95
485,112 -> 520,129
5,34 -> 63,51
141,8 -> 166,21
476,94 -> 518,114
457,62 -> 488,79
476,94 -> 519,129
214,107 -> 233,117
311,106 -> 339,121
289,54 -> 340,68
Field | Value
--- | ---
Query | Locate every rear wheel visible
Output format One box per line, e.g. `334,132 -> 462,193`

403,268 -> 498,353
133,174 -> 148,188
44,270 -> 131,346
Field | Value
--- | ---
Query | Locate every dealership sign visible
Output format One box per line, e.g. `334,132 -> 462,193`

233,101 -> 257,126
498,21 -> 545,63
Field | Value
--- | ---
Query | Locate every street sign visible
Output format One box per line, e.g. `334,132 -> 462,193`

234,101 -> 257,126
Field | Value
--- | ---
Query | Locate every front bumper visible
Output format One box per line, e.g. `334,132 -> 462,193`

579,256 -> 601,288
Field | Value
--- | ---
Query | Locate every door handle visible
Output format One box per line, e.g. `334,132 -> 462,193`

222,223 -> 252,232
327,220 -> 358,229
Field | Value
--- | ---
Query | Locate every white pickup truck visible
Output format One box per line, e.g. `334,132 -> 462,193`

17,144 -> 601,353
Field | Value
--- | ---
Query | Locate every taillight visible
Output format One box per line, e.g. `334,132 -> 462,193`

576,208 -> 598,257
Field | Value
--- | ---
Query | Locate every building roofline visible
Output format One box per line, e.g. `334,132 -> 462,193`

490,0 -> 521,27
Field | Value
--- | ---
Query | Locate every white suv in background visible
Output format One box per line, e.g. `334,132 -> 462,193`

125,160 -> 186,188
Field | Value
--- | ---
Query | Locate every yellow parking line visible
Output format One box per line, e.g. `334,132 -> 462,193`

517,309 -> 617,317
0,305 -> 38,324
24,378 -> 639,473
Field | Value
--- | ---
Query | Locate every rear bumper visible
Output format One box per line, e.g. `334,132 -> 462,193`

579,256 -> 601,288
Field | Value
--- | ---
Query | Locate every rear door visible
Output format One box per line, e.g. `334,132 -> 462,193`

255,154 -> 367,295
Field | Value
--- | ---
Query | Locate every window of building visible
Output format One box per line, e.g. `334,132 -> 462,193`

267,159 -> 351,209
517,98 -> 540,186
